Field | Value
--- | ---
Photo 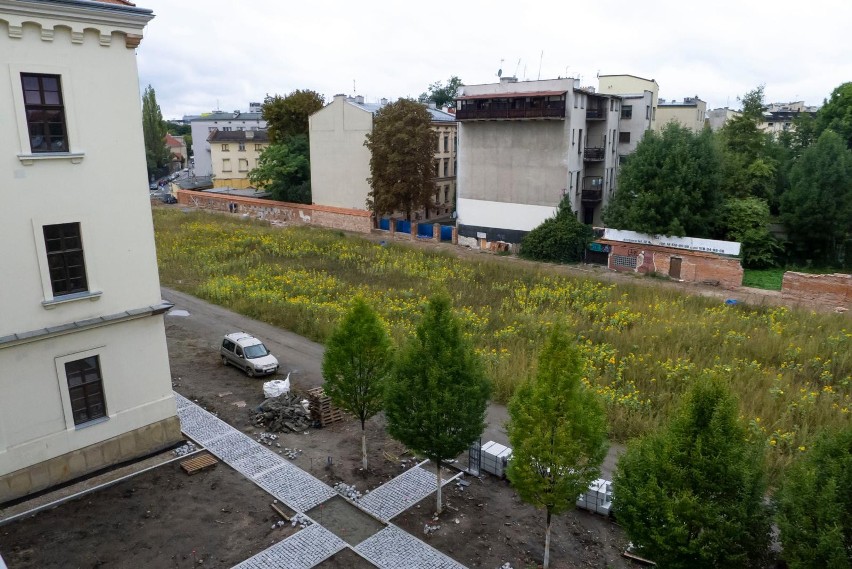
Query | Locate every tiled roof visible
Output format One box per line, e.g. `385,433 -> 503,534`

207,129 -> 270,143
164,133 -> 184,147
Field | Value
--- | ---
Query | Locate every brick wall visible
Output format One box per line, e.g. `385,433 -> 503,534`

175,190 -> 372,233
781,272 -> 851,311
606,241 -> 743,289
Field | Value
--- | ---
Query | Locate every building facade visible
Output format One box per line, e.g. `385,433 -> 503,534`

598,74 -> 659,131
656,96 -> 707,132
208,129 -> 270,189
706,107 -> 741,131
454,77 -> 622,244
165,132 -> 187,172
188,108 -> 266,177
309,95 -> 457,218
0,0 -> 181,502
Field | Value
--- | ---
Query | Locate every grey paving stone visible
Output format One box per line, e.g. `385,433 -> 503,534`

173,392 -> 192,410
256,463 -> 336,513
203,430 -> 260,463
233,523 -> 347,569
176,404 -> 232,444
355,524 -> 466,569
359,464 -> 456,522
229,446 -> 288,478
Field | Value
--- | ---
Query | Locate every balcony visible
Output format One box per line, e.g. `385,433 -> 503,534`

455,105 -> 565,121
582,177 -> 603,202
583,147 -> 605,161
586,107 -> 606,120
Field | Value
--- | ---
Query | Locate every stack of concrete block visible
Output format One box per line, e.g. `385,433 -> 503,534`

481,441 -> 512,478
576,478 -> 612,516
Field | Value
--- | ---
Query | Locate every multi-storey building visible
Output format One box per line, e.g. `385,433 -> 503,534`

656,96 -> 707,132
759,101 -> 819,136
208,129 -> 270,188
706,107 -> 741,131
0,0 -> 182,502
309,95 -> 457,217
188,108 -> 266,177
454,77 -> 622,243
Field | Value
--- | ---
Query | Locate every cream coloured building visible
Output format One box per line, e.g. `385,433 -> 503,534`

656,96 -> 707,132
598,74 -> 659,131
0,0 -> 181,502
309,95 -> 457,218
208,129 -> 270,189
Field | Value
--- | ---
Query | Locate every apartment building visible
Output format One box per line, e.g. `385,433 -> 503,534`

656,96 -> 707,132
189,108 -> 266,177
0,0 -> 181,501
208,129 -> 270,189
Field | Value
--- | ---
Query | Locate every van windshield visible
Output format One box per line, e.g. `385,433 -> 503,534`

244,344 -> 269,359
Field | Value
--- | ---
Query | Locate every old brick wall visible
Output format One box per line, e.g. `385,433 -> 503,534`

606,242 -> 743,288
781,272 -> 851,311
175,190 -> 372,233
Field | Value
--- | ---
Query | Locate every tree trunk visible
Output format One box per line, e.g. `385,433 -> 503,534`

361,420 -> 368,470
435,459 -> 443,514
544,509 -> 552,569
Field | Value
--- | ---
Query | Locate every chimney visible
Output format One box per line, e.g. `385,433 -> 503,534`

354,95 -> 365,104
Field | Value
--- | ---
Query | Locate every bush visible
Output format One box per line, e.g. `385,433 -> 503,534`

520,198 -> 593,263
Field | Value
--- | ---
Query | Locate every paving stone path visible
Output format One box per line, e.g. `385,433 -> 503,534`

359,460 -> 463,522
174,393 -> 468,569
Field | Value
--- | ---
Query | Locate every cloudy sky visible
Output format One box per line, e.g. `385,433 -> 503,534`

136,0 -> 852,120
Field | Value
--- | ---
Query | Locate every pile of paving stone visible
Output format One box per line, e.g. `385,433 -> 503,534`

250,392 -> 312,432
333,482 -> 363,501
172,441 -> 197,457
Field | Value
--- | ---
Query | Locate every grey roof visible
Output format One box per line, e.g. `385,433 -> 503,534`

207,129 -> 270,142
189,111 -> 264,122
348,101 -> 456,122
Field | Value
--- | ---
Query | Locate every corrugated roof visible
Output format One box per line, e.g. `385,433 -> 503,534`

456,90 -> 567,101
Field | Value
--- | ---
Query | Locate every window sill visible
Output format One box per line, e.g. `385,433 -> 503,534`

18,152 -> 85,165
42,290 -> 103,309
74,416 -> 109,430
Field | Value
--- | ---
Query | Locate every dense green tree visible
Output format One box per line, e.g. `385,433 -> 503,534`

142,85 -> 170,177
385,295 -> 490,514
776,427 -> 852,569
322,298 -> 393,470
613,377 -> 771,569
248,135 -> 311,204
262,89 -> 325,143
364,98 -> 438,220
507,328 -> 608,569
418,76 -> 463,109
520,196 -> 593,263
815,82 -> 852,150
721,197 -> 781,268
603,122 -> 722,237
781,129 -> 852,266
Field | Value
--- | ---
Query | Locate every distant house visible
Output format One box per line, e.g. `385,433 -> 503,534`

759,101 -> 819,136
208,129 -> 270,189
188,108 -> 266,177
0,0 -> 182,502
707,107 -> 741,131
309,95 -> 457,219
656,96 -> 707,133
165,133 -> 187,172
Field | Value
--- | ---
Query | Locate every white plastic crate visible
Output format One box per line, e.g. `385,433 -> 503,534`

480,440 -> 512,478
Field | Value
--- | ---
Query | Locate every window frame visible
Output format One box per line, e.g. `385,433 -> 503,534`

619,131 -> 631,144
21,73 -> 69,154
621,105 -> 633,120
222,158 -> 232,172
43,222 -> 88,297
55,347 -> 109,430
32,216 -> 101,307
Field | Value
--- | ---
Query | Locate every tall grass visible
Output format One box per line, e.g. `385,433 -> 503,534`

154,209 -> 850,479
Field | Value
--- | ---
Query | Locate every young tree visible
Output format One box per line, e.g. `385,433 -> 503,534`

384,295 -> 490,514
364,98 -> 438,220
248,135 -> 311,204
418,76 -> 463,109
322,298 -> 393,470
613,376 -> 771,569
141,85 -> 170,177
776,427 -> 852,569
520,196 -> 593,263
506,328 -> 608,569
603,122 -> 722,237
781,129 -> 852,266
262,89 -> 325,143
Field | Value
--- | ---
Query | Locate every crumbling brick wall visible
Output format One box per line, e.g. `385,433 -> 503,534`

781,272 -> 851,311
605,241 -> 743,289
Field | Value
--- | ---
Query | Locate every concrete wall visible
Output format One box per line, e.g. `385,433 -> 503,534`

606,242 -> 743,288
176,190 -> 373,234
781,272 -> 851,312
656,100 -> 707,133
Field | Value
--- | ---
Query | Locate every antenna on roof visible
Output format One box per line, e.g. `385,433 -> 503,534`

497,58 -> 504,78
514,59 -> 521,77
353,79 -> 356,95
537,50 -> 543,80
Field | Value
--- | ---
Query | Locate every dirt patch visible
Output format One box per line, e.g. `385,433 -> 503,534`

306,495 -> 385,546
315,547 -> 377,568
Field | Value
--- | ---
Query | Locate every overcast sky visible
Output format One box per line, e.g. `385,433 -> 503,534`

136,0 -> 852,120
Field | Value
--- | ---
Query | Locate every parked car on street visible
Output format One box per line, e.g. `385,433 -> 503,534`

220,332 -> 279,377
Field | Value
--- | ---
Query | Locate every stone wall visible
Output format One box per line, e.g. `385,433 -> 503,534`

781,272 -> 851,312
605,241 -> 743,289
175,190 -> 373,234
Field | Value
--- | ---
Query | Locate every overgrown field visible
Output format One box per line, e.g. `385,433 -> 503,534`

154,209 -> 850,477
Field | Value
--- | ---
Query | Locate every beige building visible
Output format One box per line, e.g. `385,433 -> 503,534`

656,96 -> 707,132
165,132 -> 187,172
209,129 -> 270,189
309,95 -> 457,219
598,74 -> 660,131
0,0 -> 181,502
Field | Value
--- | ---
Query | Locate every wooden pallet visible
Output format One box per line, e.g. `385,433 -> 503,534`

306,387 -> 345,427
180,453 -> 218,475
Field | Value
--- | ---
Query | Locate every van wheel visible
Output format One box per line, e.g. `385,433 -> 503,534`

221,356 -> 229,367
246,367 -> 255,378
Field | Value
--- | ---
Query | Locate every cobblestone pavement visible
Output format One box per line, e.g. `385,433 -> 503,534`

233,523 -> 347,569
356,524 -> 467,569
359,460 -> 463,522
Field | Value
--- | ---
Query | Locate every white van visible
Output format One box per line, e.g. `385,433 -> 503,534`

220,332 -> 279,377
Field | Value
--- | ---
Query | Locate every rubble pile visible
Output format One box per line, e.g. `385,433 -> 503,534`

250,392 -> 312,432
333,482 -> 363,501
173,441 -> 197,457
291,513 -> 312,528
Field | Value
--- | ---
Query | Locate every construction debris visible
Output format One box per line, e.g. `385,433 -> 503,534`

333,482 -> 363,501
173,441 -> 197,457
306,387 -> 345,427
250,392 -> 312,433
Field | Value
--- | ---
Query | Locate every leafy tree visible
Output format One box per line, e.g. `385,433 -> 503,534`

781,129 -> 852,266
776,427 -> 852,569
262,89 -> 325,143
603,122 -> 723,237
142,85 -> 170,177
815,82 -> 852,150
507,327 -> 608,569
721,197 -> 781,268
248,135 -> 311,204
520,196 -> 593,263
418,76 -> 463,109
364,98 -> 437,220
385,295 -> 490,514
322,298 -> 393,470
613,376 -> 771,569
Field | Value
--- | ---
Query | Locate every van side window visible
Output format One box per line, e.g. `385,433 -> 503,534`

236,346 -> 243,357
223,340 -> 235,351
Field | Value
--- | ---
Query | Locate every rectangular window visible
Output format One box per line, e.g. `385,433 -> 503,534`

619,131 -> 631,143
613,255 -> 638,268
578,129 -> 583,154
238,142 -> 245,151
222,144 -> 229,152
572,129 -> 575,145
646,106 -> 651,120
43,222 -> 87,296
238,158 -> 248,172
444,186 -> 449,203
22,73 -> 68,153
222,158 -> 231,171
443,159 -> 448,177
621,105 -> 632,120
435,160 -> 440,177
65,356 -> 106,425
222,127 -> 232,132
255,144 -> 263,151
444,135 -> 449,152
